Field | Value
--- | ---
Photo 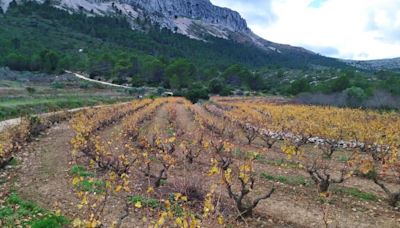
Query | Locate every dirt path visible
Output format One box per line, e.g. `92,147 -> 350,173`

140,103 -> 171,141
174,103 -> 196,133
65,71 -> 132,89
12,122 -> 80,217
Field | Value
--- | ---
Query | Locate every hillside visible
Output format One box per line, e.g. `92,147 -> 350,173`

0,0 -> 337,57
343,58 -> 400,72
1,1 -> 399,108
0,1 -> 345,71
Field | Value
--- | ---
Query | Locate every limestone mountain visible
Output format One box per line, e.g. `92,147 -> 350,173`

1,0 -> 334,61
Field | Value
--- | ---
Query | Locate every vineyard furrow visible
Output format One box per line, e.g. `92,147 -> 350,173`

2,97 -> 399,228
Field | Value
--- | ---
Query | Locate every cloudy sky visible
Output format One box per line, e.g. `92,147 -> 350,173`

210,0 -> 400,60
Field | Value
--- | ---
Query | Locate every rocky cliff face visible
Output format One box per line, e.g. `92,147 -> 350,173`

41,0 -> 249,38
1,0 -> 315,56
2,0 -> 393,70
49,0 -> 309,53
120,0 -> 249,32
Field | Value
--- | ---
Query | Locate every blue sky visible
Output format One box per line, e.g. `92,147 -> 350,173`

210,0 -> 400,60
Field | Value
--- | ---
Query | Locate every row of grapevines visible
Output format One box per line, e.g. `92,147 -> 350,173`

69,99 -> 163,226
121,98 -> 175,140
187,104 -> 235,139
185,102 -> 276,220
69,98 -> 188,227
0,113 -> 70,169
70,99 -> 152,155
0,120 -> 32,168
215,100 -> 400,160
214,99 -> 400,206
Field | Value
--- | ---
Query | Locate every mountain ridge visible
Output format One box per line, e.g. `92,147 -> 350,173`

2,0 -> 400,71
1,0 -> 320,58
343,57 -> 400,72
1,1 -> 399,102
3,0 -> 399,71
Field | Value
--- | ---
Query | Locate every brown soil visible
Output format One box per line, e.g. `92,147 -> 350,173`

11,123 -> 80,217
1,100 -> 399,228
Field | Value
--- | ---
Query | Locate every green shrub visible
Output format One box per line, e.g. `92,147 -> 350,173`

288,78 -> 311,95
220,86 -> 233,96
1,193 -> 69,227
129,195 -> 160,209
184,83 -> 209,103
31,214 -> 69,228
208,78 -> 224,94
70,165 -> 94,177
345,86 -> 367,107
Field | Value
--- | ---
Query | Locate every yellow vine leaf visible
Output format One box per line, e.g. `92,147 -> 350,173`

89,159 -> 95,168
147,187 -> 155,194
81,196 -> 88,205
157,212 -> 167,226
72,177 -> 80,186
86,220 -> 99,228
55,209 -> 61,216
184,219 -> 189,228
174,193 -> 182,201
208,166 -> 219,176
217,215 -> 225,225
175,217 -> 183,226
72,218 -> 83,227
134,201 -> 142,209
115,185 -> 122,193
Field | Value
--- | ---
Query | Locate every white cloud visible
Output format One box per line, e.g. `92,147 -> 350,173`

211,0 -> 400,60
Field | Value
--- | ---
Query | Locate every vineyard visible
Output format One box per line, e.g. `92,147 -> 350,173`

1,97 -> 400,227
